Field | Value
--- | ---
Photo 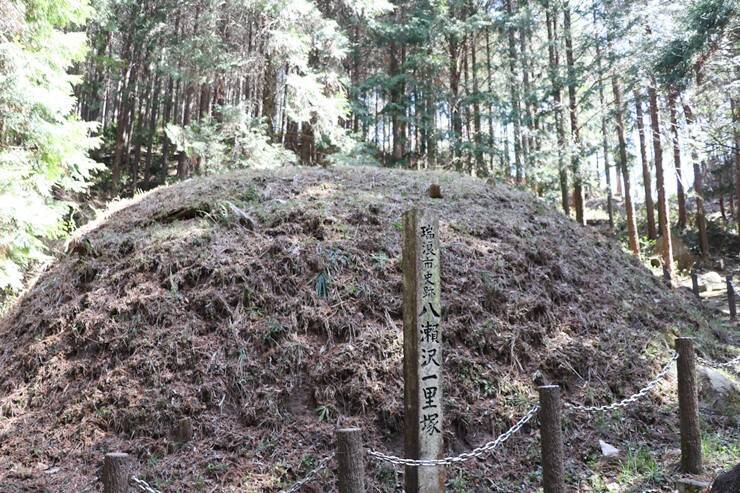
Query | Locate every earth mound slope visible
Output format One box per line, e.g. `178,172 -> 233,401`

0,166 -> 733,492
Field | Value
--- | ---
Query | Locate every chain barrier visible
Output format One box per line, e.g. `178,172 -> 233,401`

278,453 -> 334,493
698,354 -> 740,371
565,352 -> 678,413
131,476 -> 163,493
125,348 -> 733,487
367,404 -> 539,467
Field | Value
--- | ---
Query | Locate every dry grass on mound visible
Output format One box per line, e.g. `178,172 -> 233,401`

0,166 -> 736,492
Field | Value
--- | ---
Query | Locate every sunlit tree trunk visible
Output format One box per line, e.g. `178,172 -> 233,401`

546,0 -> 568,215
485,27 -> 495,173
733,97 -> 740,232
648,80 -> 674,285
682,102 -> 708,259
594,24 -> 613,231
634,89 -> 656,239
563,1 -> 583,224
668,89 -> 687,229
471,33 -> 483,174
505,0 -> 523,183
520,0 -> 534,184
448,36 -> 462,168
612,76 -> 640,255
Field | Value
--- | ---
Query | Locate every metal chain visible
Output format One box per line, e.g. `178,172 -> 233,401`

367,405 -> 539,467
565,352 -> 678,413
279,453 -> 334,493
131,476 -> 164,493
698,354 -> 740,371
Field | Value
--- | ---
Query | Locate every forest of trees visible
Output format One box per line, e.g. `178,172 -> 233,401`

1,0 -> 739,296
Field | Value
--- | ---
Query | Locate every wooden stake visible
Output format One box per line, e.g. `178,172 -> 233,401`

690,269 -> 699,298
539,386 -> 565,493
676,337 -> 702,474
402,208 -> 444,493
336,428 -> 365,493
727,275 -> 736,321
102,452 -> 131,493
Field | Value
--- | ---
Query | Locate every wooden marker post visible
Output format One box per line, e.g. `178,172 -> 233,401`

691,269 -> 699,298
402,209 -> 444,493
102,452 -> 131,493
676,337 -> 702,474
726,275 -> 736,321
539,386 -> 565,493
337,428 -> 365,493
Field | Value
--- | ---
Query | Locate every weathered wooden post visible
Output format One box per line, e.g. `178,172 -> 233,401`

402,208 -> 444,493
676,337 -> 702,474
726,275 -> 737,321
102,452 -> 131,493
690,269 -> 699,298
336,428 -> 365,493
539,386 -> 565,493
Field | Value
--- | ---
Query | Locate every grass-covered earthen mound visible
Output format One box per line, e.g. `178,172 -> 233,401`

0,167 -> 734,492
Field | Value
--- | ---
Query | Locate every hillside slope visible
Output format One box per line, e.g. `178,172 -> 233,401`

0,166 -> 735,492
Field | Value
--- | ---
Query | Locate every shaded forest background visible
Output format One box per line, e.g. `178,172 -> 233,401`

1,0 -> 739,300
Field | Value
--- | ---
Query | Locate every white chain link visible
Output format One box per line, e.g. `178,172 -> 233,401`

367,405 -> 539,467
131,476 -> 164,493
279,453 -> 334,493
565,352 -> 678,413
698,354 -> 740,371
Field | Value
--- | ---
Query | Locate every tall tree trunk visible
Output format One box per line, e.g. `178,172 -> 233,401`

485,27 -> 495,172
612,77 -> 640,255
199,82 -> 211,121
463,36 -> 472,173
694,162 -> 709,260
262,57 -> 276,140
505,0 -> 523,183
682,102 -> 708,259
634,89 -> 657,239
448,35 -> 462,168
425,44 -> 437,168
471,33 -> 483,174
159,74 -> 174,184
546,1 -> 568,215
389,37 -> 406,165
176,84 -> 193,179
594,23 -> 613,231
144,71 -> 161,187
520,0 -> 534,183
648,80 -> 674,285
131,73 -> 150,193
668,89 -> 687,229
111,29 -> 139,196
733,97 -> 740,232
563,1 -> 584,224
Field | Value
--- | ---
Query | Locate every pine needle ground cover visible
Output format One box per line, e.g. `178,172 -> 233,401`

0,167 -> 736,492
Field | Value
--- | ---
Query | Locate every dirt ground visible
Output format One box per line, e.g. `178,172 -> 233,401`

0,166 -> 737,492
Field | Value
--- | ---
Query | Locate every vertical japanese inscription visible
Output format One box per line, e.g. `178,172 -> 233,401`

403,208 -> 443,493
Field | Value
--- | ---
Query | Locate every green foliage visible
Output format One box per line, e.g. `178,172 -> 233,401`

653,0 -> 735,87
327,133 -> 381,167
617,447 -> 662,484
165,105 -> 297,173
0,0 -> 100,294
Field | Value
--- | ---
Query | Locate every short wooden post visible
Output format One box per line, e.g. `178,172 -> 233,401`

726,275 -> 736,321
676,337 -> 702,474
336,428 -> 365,493
539,386 -> 565,493
102,452 -> 131,493
690,269 -> 699,298
402,208 -> 444,493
